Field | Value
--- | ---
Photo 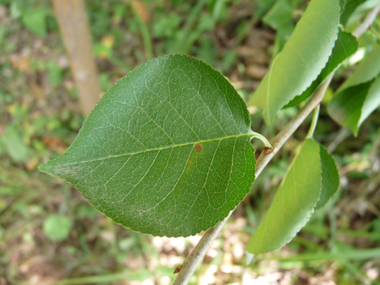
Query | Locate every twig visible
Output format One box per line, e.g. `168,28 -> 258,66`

172,5 -> 380,284
352,4 -> 380,38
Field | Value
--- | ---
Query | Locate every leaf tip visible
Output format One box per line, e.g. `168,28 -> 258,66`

245,251 -> 255,265
38,162 -> 48,173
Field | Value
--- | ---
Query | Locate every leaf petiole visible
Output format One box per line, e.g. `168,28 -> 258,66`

250,130 -> 273,149
307,104 -> 320,138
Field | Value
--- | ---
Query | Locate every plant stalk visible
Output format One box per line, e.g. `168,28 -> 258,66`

307,104 -> 320,138
352,4 -> 380,38
172,5 -> 380,284
250,131 -> 273,148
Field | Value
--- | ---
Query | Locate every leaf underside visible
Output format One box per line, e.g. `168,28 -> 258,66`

39,55 -> 256,237
327,80 -> 373,136
328,47 -> 380,136
249,0 -> 340,125
246,138 -> 340,255
246,139 -> 321,255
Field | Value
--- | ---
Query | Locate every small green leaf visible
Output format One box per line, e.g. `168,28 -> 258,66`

21,8 -> 47,37
43,214 -> 72,241
2,124 -> 28,163
338,46 -> 380,92
285,30 -> 358,108
152,15 -> 181,39
328,77 -> 380,136
254,0 -> 278,17
359,76 -> 380,125
315,145 -> 340,209
262,0 -> 294,31
47,61 -> 63,86
272,23 -> 295,57
246,139 -> 321,255
328,47 -> 380,135
39,55 -> 256,237
328,81 -> 371,136
249,0 -> 340,125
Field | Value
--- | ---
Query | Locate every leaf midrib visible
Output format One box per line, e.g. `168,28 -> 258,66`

44,133 -> 254,168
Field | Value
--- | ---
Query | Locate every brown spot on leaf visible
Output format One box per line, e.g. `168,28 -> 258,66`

189,158 -> 192,161
195,144 -> 202,153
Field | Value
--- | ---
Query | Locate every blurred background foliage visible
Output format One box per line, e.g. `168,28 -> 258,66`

0,0 -> 380,284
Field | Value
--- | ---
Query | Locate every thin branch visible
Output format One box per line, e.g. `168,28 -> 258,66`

307,105 -> 320,138
172,211 -> 233,285
352,4 -> 380,37
172,5 -> 380,284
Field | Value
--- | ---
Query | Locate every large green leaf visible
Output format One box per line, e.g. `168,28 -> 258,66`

39,55 -> 256,237
246,139 -> 321,254
328,47 -> 380,135
284,30 -> 358,108
246,138 -> 339,254
249,0 -> 340,125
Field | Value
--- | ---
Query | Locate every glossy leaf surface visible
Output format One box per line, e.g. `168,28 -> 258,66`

249,0 -> 340,125
39,55 -> 256,237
